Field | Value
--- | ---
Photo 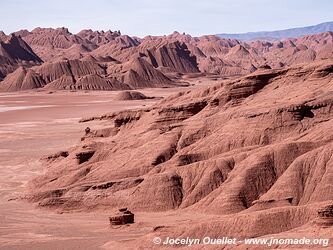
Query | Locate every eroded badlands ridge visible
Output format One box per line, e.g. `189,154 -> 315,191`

0,28 -> 333,91
26,59 -> 333,244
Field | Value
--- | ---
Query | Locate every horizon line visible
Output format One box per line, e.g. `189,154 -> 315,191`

1,20 -> 332,39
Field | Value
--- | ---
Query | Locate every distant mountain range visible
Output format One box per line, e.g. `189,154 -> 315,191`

1,25 -> 333,91
217,21 -> 333,40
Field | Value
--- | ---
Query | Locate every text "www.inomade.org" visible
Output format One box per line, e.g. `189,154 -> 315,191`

152,236 -> 330,247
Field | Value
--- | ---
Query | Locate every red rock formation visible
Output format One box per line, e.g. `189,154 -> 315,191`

144,41 -> 199,73
122,57 -> 177,88
109,208 -> 135,225
26,59 -> 333,219
0,66 -> 45,91
21,27 -> 93,50
0,34 -> 42,80
76,29 -> 120,46
1,28 -> 333,92
114,90 -> 151,101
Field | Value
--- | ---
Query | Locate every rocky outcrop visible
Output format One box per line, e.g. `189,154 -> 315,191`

0,66 -> 45,91
76,150 -> 95,164
36,59 -> 106,83
0,34 -> 42,80
145,41 -> 199,73
315,204 -> 333,227
107,57 -> 177,89
114,90 -> 152,100
109,208 -> 134,225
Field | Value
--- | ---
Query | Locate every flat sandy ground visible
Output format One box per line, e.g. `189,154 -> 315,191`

0,81 -> 213,250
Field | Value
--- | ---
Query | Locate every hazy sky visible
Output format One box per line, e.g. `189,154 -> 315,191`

0,0 -> 332,37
